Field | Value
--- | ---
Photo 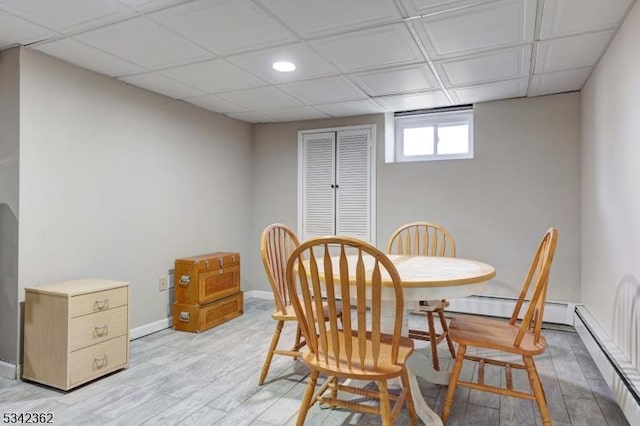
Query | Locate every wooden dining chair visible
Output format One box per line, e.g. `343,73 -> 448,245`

259,223 -> 343,385
387,221 -> 457,371
286,236 -> 418,426
442,228 -> 558,426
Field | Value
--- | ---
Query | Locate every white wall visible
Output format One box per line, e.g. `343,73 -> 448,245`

251,93 -> 581,302
581,0 -> 640,370
0,48 -> 20,366
14,48 -> 253,362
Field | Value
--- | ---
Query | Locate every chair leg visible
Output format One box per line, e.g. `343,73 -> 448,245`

427,312 -> 440,371
259,320 -> 284,386
296,369 -> 319,426
293,325 -> 302,360
378,380 -> 393,426
400,369 -> 418,426
524,356 -> 552,426
438,308 -> 456,359
442,344 -> 466,423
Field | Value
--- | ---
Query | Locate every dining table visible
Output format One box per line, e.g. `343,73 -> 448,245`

316,253 -> 496,426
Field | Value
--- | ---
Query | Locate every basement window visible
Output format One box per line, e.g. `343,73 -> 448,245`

393,106 -> 474,162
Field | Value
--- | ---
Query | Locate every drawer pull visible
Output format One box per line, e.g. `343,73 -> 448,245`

179,312 -> 191,322
205,260 -> 210,269
179,275 -> 191,286
94,324 -> 109,337
94,355 -> 108,369
94,299 -> 109,310
231,255 -> 235,263
219,258 -> 223,268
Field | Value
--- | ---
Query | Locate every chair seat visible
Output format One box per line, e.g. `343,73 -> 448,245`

449,316 -> 547,356
272,300 -> 343,321
302,330 -> 414,380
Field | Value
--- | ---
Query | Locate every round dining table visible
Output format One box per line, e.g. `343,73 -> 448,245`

317,253 -> 496,426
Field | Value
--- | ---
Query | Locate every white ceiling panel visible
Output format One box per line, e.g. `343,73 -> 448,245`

0,10 -> 57,48
315,100 -> 385,117
0,0 -> 133,34
162,59 -> 266,94
218,86 -> 303,110
436,45 -> 531,87
149,0 -> 298,56
413,0 -> 536,59
33,38 -> 144,76
257,0 -> 402,38
529,67 -> 592,96
261,106 -> 330,122
540,0 -> 633,39
375,91 -> 450,111
399,0 -> 496,17
226,111 -> 278,123
535,30 -> 614,74
117,0 -> 191,13
75,17 -> 211,69
119,72 -> 206,98
450,77 -> 528,104
185,94 -> 248,114
226,43 -> 339,84
310,23 -> 424,73
349,64 -> 440,96
278,76 -> 367,105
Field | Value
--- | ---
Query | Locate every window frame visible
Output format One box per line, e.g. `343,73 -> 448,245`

394,109 -> 474,162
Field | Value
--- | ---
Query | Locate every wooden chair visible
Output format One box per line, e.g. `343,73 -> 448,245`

287,236 -> 418,426
387,221 -> 457,371
259,223 -> 343,385
442,228 -> 558,426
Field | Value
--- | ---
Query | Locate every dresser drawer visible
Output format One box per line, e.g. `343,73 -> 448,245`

69,335 -> 128,387
70,287 -> 128,318
69,305 -> 128,351
198,264 -> 240,305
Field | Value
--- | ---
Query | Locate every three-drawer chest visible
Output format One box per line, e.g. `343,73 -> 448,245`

23,279 -> 129,390
172,252 -> 243,333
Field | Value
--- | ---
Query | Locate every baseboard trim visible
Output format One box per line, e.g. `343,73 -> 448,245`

245,290 -> 272,300
130,317 -> 172,340
445,295 -> 576,325
574,305 -> 640,426
0,360 -> 17,379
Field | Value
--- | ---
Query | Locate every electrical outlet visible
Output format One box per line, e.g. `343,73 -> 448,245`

159,277 -> 168,291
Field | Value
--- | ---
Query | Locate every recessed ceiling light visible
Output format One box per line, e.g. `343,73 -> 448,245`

272,61 -> 296,72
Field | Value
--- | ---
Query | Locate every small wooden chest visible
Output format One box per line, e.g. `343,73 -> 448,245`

173,292 -> 243,333
174,252 -> 240,305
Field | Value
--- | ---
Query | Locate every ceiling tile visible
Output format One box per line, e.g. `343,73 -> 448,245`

540,0 -> 633,39
227,42 -> 339,84
75,17 -> 211,69
435,45 -> 531,87
257,0 -> 401,38
374,91 -> 450,111
119,72 -> 206,99
349,64 -> 440,96
185,94 -> 248,114
262,106 -> 330,122
278,76 -> 367,105
162,59 -> 266,94
529,67 -> 592,96
226,111 -> 278,123
218,86 -> 303,110
33,38 -> 144,76
117,0 -> 191,13
399,0 -> 496,17
450,78 -> 528,104
315,100 -> 385,117
413,0 -> 536,59
309,23 -> 424,73
0,0 -> 133,34
535,30 -> 614,74
149,0 -> 298,56
0,10 -> 56,48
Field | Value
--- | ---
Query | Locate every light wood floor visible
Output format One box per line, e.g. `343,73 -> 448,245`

0,297 -> 630,425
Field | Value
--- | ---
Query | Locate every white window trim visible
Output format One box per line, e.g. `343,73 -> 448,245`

297,124 -> 376,245
394,109 -> 474,162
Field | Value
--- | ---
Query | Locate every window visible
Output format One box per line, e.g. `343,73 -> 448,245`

394,107 -> 473,162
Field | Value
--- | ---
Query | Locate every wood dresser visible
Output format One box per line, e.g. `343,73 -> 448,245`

23,279 -> 129,391
172,252 -> 243,332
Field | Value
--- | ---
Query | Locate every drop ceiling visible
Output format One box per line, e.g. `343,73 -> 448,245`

0,0 -> 635,123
